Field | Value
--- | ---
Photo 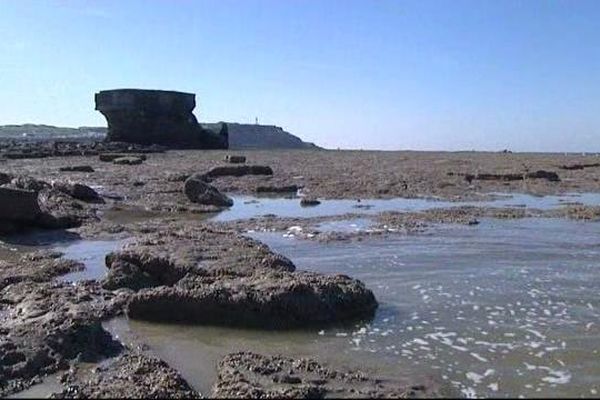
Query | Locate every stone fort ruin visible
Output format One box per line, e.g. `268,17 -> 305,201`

95,89 -> 228,149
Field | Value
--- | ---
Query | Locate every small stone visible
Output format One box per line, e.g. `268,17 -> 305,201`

113,156 -> 144,165
59,165 -> 95,173
184,174 -> 233,207
300,197 -> 321,207
224,155 -> 246,164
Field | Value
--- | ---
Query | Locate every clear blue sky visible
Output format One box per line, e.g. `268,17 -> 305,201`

1,0 -> 598,151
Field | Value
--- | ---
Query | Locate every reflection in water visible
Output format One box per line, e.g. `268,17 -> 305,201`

108,218 -> 600,398
55,239 -> 125,282
214,192 -> 600,221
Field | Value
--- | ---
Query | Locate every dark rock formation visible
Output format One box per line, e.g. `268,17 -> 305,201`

300,197 -> 321,207
212,352 -> 438,398
224,155 -> 246,164
103,225 -> 377,328
256,185 -> 299,193
52,352 -> 201,399
51,182 -> 103,203
526,170 -> 560,182
0,187 -> 41,223
95,89 -> 228,149
127,271 -> 377,328
0,174 -> 98,233
204,165 -> 273,179
464,170 -> 560,183
560,162 -> 600,170
184,175 -> 233,207
59,165 -> 95,173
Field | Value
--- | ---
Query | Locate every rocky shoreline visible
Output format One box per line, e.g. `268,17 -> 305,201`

2,149 -> 600,397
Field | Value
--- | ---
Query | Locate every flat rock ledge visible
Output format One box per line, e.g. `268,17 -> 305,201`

0,174 -> 99,234
212,352 -> 437,398
51,351 -> 201,399
103,226 -> 296,290
127,271 -> 377,328
103,225 -> 378,328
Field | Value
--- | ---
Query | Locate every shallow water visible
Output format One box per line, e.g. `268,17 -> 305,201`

213,192 -> 600,221
0,230 -> 81,262
316,217 -> 374,233
5,192 -> 600,397
6,374 -> 63,399
106,218 -> 600,398
55,239 -> 124,282
253,218 -> 600,398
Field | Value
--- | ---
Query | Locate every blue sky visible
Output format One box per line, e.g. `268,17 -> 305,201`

1,0 -> 598,151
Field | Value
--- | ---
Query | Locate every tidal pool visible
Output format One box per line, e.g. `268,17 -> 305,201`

213,192 -> 600,221
55,239 -> 124,282
105,217 -> 600,398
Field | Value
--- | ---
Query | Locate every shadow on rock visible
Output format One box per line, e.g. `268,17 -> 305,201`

0,229 -> 81,247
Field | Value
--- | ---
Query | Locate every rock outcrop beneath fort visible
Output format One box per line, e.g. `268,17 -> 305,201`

95,89 -> 228,149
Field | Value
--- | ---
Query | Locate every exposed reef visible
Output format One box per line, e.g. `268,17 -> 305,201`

212,352 -> 440,398
52,351 -> 201,399
103,224 -> 377,328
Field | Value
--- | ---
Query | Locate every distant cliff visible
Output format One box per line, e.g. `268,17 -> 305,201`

202,122 -> 319,150
0,123 -> 320,149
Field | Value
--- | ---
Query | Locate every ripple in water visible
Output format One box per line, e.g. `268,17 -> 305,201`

251,218 -> 600,398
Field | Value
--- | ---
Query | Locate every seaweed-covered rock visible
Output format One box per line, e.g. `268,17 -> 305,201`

213,352 -> 437,398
